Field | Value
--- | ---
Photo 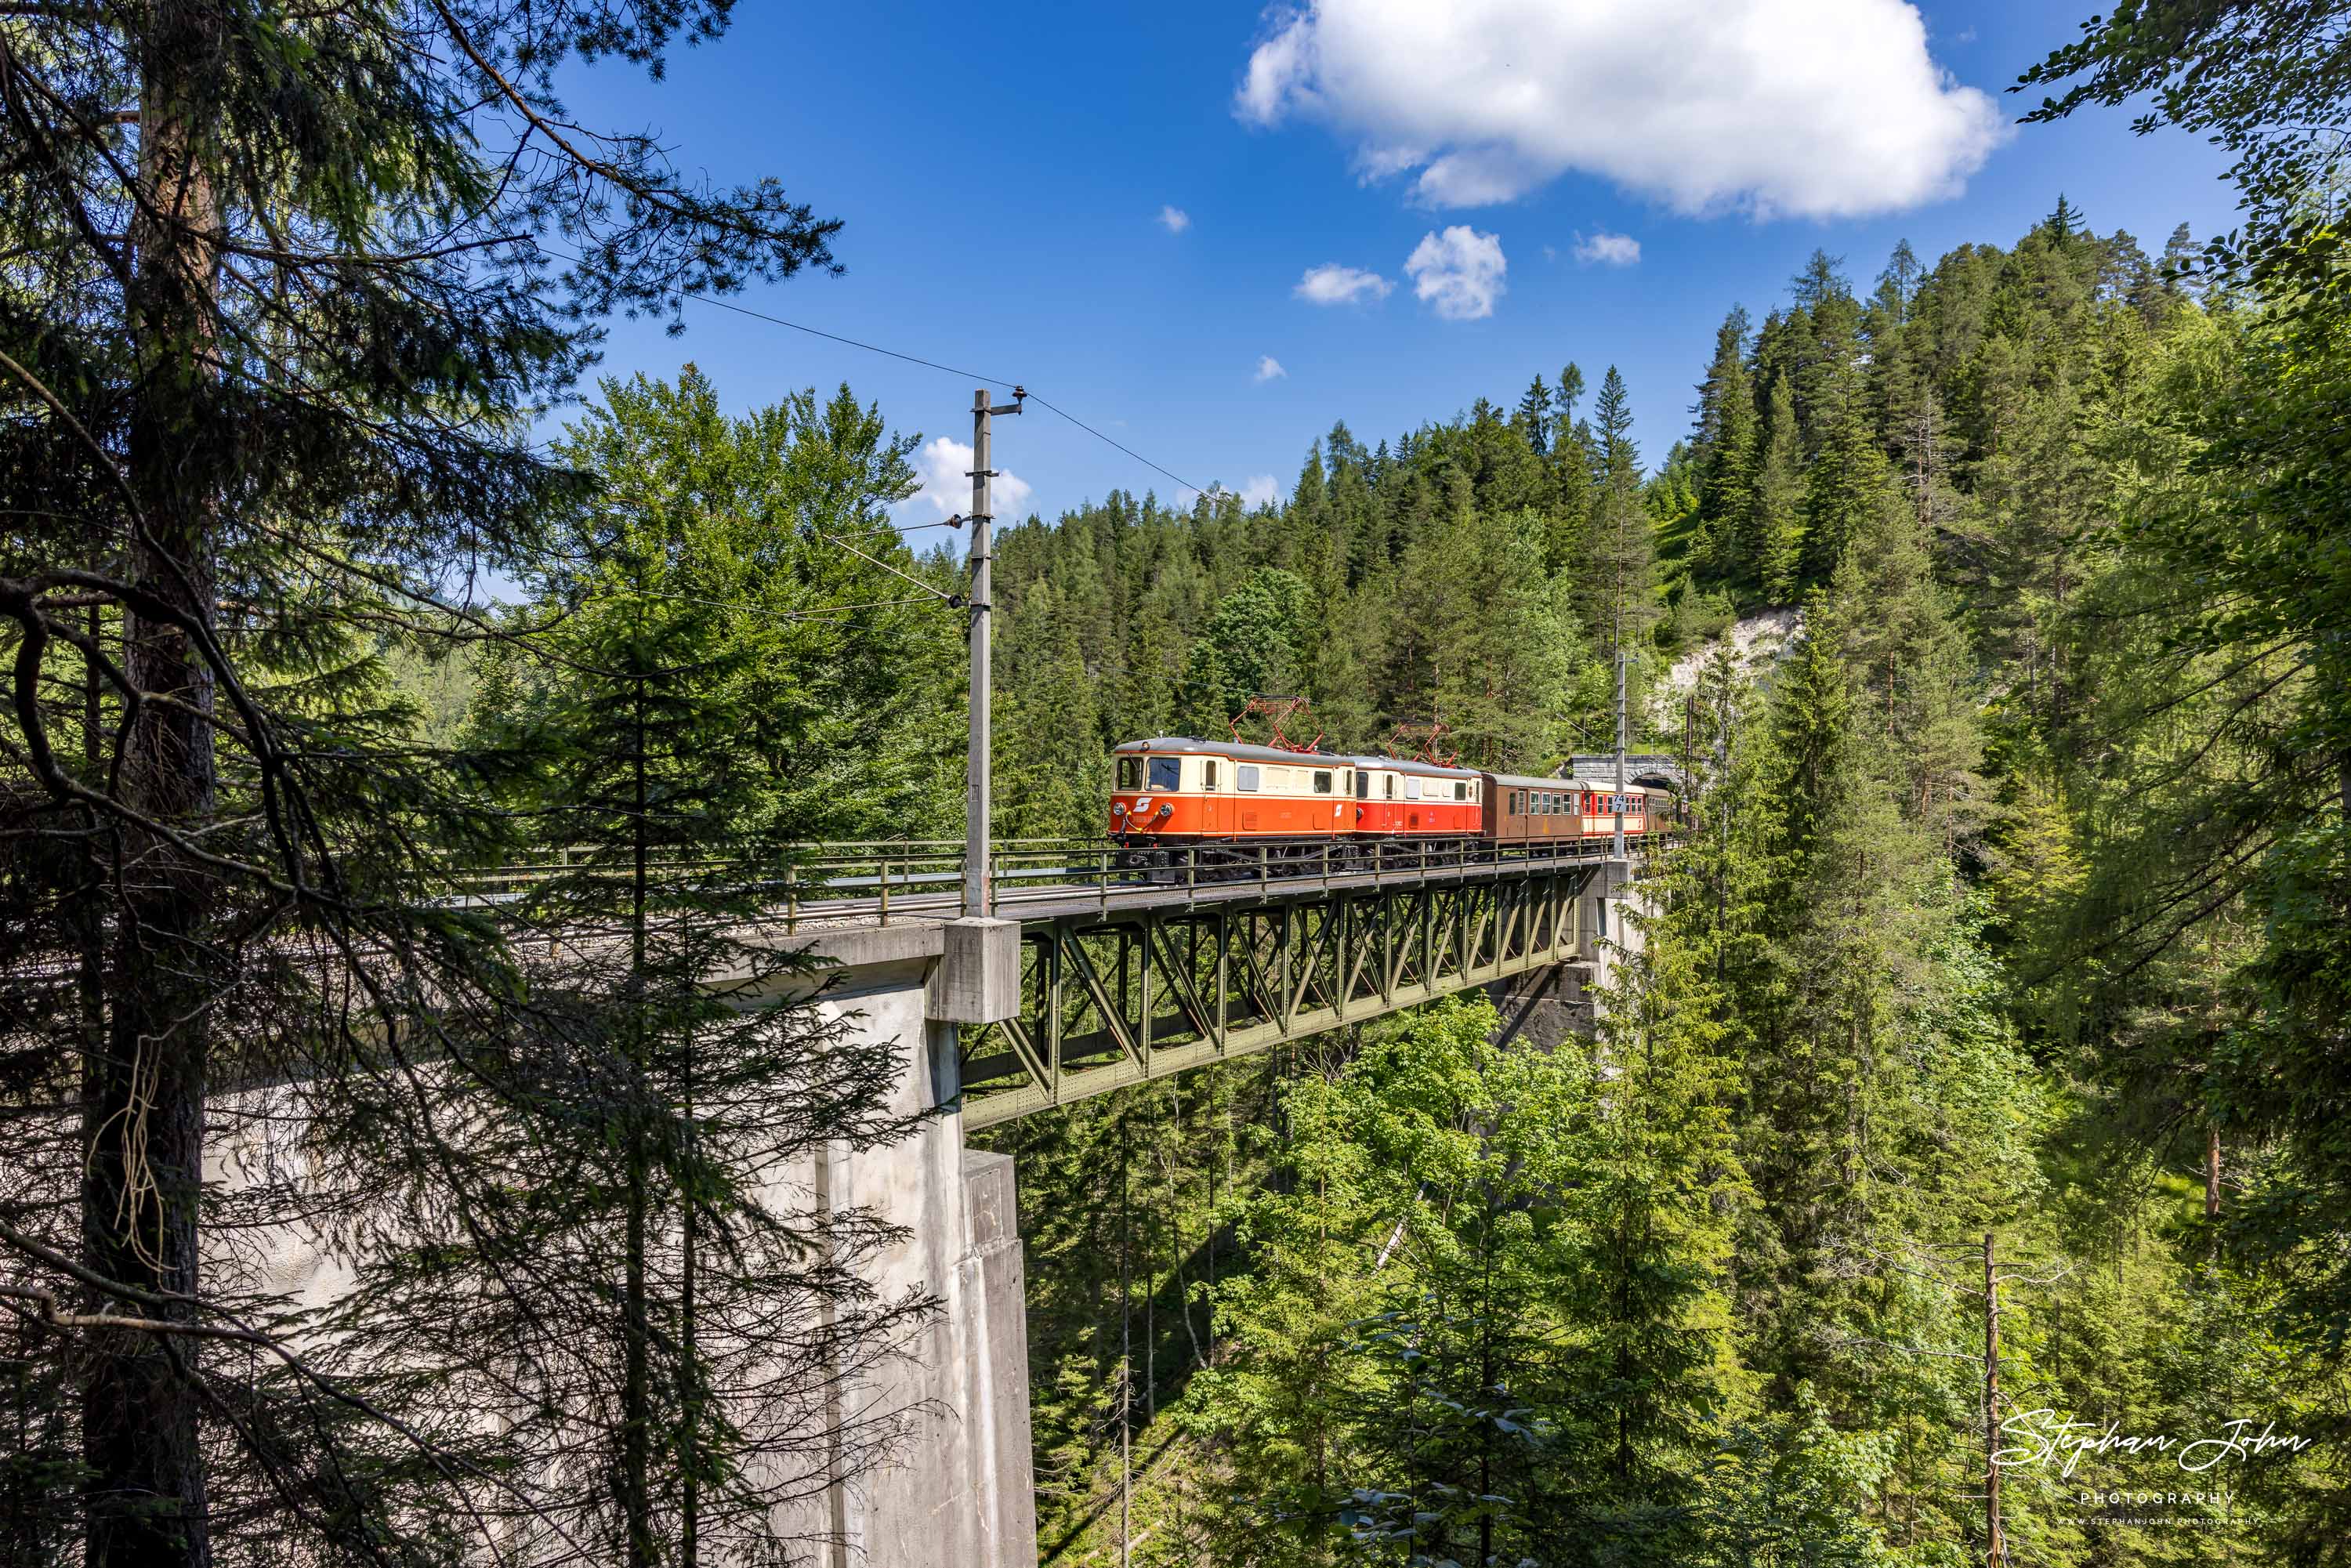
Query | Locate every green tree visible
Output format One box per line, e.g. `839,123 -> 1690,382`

498,367 -> 964,842
1514,373 -> 1555,454
1751,376 -> 1807,601
0,0 -> 848,1557
1178,567 -> 1313,734
1586,367 -> 1658,659
418,512 -> 939,1563
1694,309 -> 1759,582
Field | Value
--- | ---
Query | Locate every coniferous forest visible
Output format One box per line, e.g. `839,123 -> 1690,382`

970,34 -> 2351,1566
5,2 -> 2351,1566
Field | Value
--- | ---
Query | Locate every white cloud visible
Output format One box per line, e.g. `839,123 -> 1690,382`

1573,230 -> 1641,266
1234,0 -> 2009,219
1158,204 -> 1192,233
1238,474 -> 1282,509
1253,354 -> 1288,382
1404,226 -> 1506,320
1295,262 -> 1394,304
904,435 -> 1031,523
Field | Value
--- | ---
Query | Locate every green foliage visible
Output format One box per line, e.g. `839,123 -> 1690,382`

0,0 -> 866,1555
988,382 -> 1658,776
479,366 -> 965,846
1173,996 -> 1742,1566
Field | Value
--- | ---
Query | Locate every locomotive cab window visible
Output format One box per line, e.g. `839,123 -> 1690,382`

1405,777 -> 1422,801
1356,771 -> 1370,799
1454,780 -> 1467,801
1203,761 -> 1219,791
1118,756 -> 1142,791
1385,776 -> 1396,800
1237,764 -> 1260,792
1313,770 -> 1333,794
1149,757 -> 1181,791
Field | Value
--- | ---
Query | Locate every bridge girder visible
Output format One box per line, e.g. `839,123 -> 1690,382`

958,863 -> 1601,1127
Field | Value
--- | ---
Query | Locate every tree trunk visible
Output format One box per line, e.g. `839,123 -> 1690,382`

622,672 -> 654,1568
85,5 -> 223,1559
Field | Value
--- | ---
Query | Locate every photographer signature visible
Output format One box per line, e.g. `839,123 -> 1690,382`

1994,1411 -> 2311,1477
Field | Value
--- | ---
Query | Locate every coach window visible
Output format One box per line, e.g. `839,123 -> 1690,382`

1203,761 -> 1219,791
1404,776 -> 1422,801
1313,770 -> 1333,794
1149,756 -> 1181,791
1237,764 -> 1260,792
1118,756 -> 1142,791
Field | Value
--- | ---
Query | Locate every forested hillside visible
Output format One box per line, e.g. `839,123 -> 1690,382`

976,184 -> 2351,1563
984,362 -> 1657,841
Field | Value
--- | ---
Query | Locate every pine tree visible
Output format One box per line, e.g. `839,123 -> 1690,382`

1798,383 -> 1896,584
428,523 -> 939,1562
1515,374 -> 1554,454
1751,376 -> 1806,601
1693,309 -> 1758,581
2045,191 -> 2081,245
1586,368 -> 1657,658
0,0 -> 851,1558
1563,911 -> 1742,1559
1556,362 -> 1588,426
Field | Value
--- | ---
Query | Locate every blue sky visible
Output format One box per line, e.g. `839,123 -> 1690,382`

554,0 -> 2241,529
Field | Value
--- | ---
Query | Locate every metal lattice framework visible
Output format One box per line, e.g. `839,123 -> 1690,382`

958,860 -> 1603,1127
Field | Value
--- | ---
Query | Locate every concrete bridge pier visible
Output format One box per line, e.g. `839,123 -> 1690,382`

777,919 -> 1034,1568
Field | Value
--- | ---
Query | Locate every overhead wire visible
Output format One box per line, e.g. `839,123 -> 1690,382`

524,244 -> 1233,629
532,241 -> 1229,504
600,584 -> 944,626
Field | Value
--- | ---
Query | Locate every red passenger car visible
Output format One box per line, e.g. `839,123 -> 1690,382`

1347,754 -> 1483,836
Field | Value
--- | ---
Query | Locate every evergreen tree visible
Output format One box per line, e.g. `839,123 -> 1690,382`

1586,367 -> 1657,659
1693,309 -> 1759,581
1797,382 -> 1896,584
1515,373 -> 1554,454
1751,376 -> 1806,601
0,0 -> 856,1558
408,511 -> 939,1563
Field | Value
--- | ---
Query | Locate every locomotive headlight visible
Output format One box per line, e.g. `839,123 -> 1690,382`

1112,802 -> 1128,817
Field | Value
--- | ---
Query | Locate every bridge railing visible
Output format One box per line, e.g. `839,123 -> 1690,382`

444,833 -> 1641,929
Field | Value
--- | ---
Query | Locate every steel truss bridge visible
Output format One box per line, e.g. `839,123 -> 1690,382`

455,837 -> 1632,1125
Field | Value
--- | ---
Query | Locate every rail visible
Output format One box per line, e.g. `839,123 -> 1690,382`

445,833 -> 1650,929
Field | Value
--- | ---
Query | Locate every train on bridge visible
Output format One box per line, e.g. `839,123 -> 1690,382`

1108,735 -> 1666,871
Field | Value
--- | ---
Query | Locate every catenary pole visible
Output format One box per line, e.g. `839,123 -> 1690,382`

964,386 -> 1021,916
1612,646 -> 1628,858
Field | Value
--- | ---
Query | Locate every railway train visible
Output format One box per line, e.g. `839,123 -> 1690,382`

1107,735 -> 1665,870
